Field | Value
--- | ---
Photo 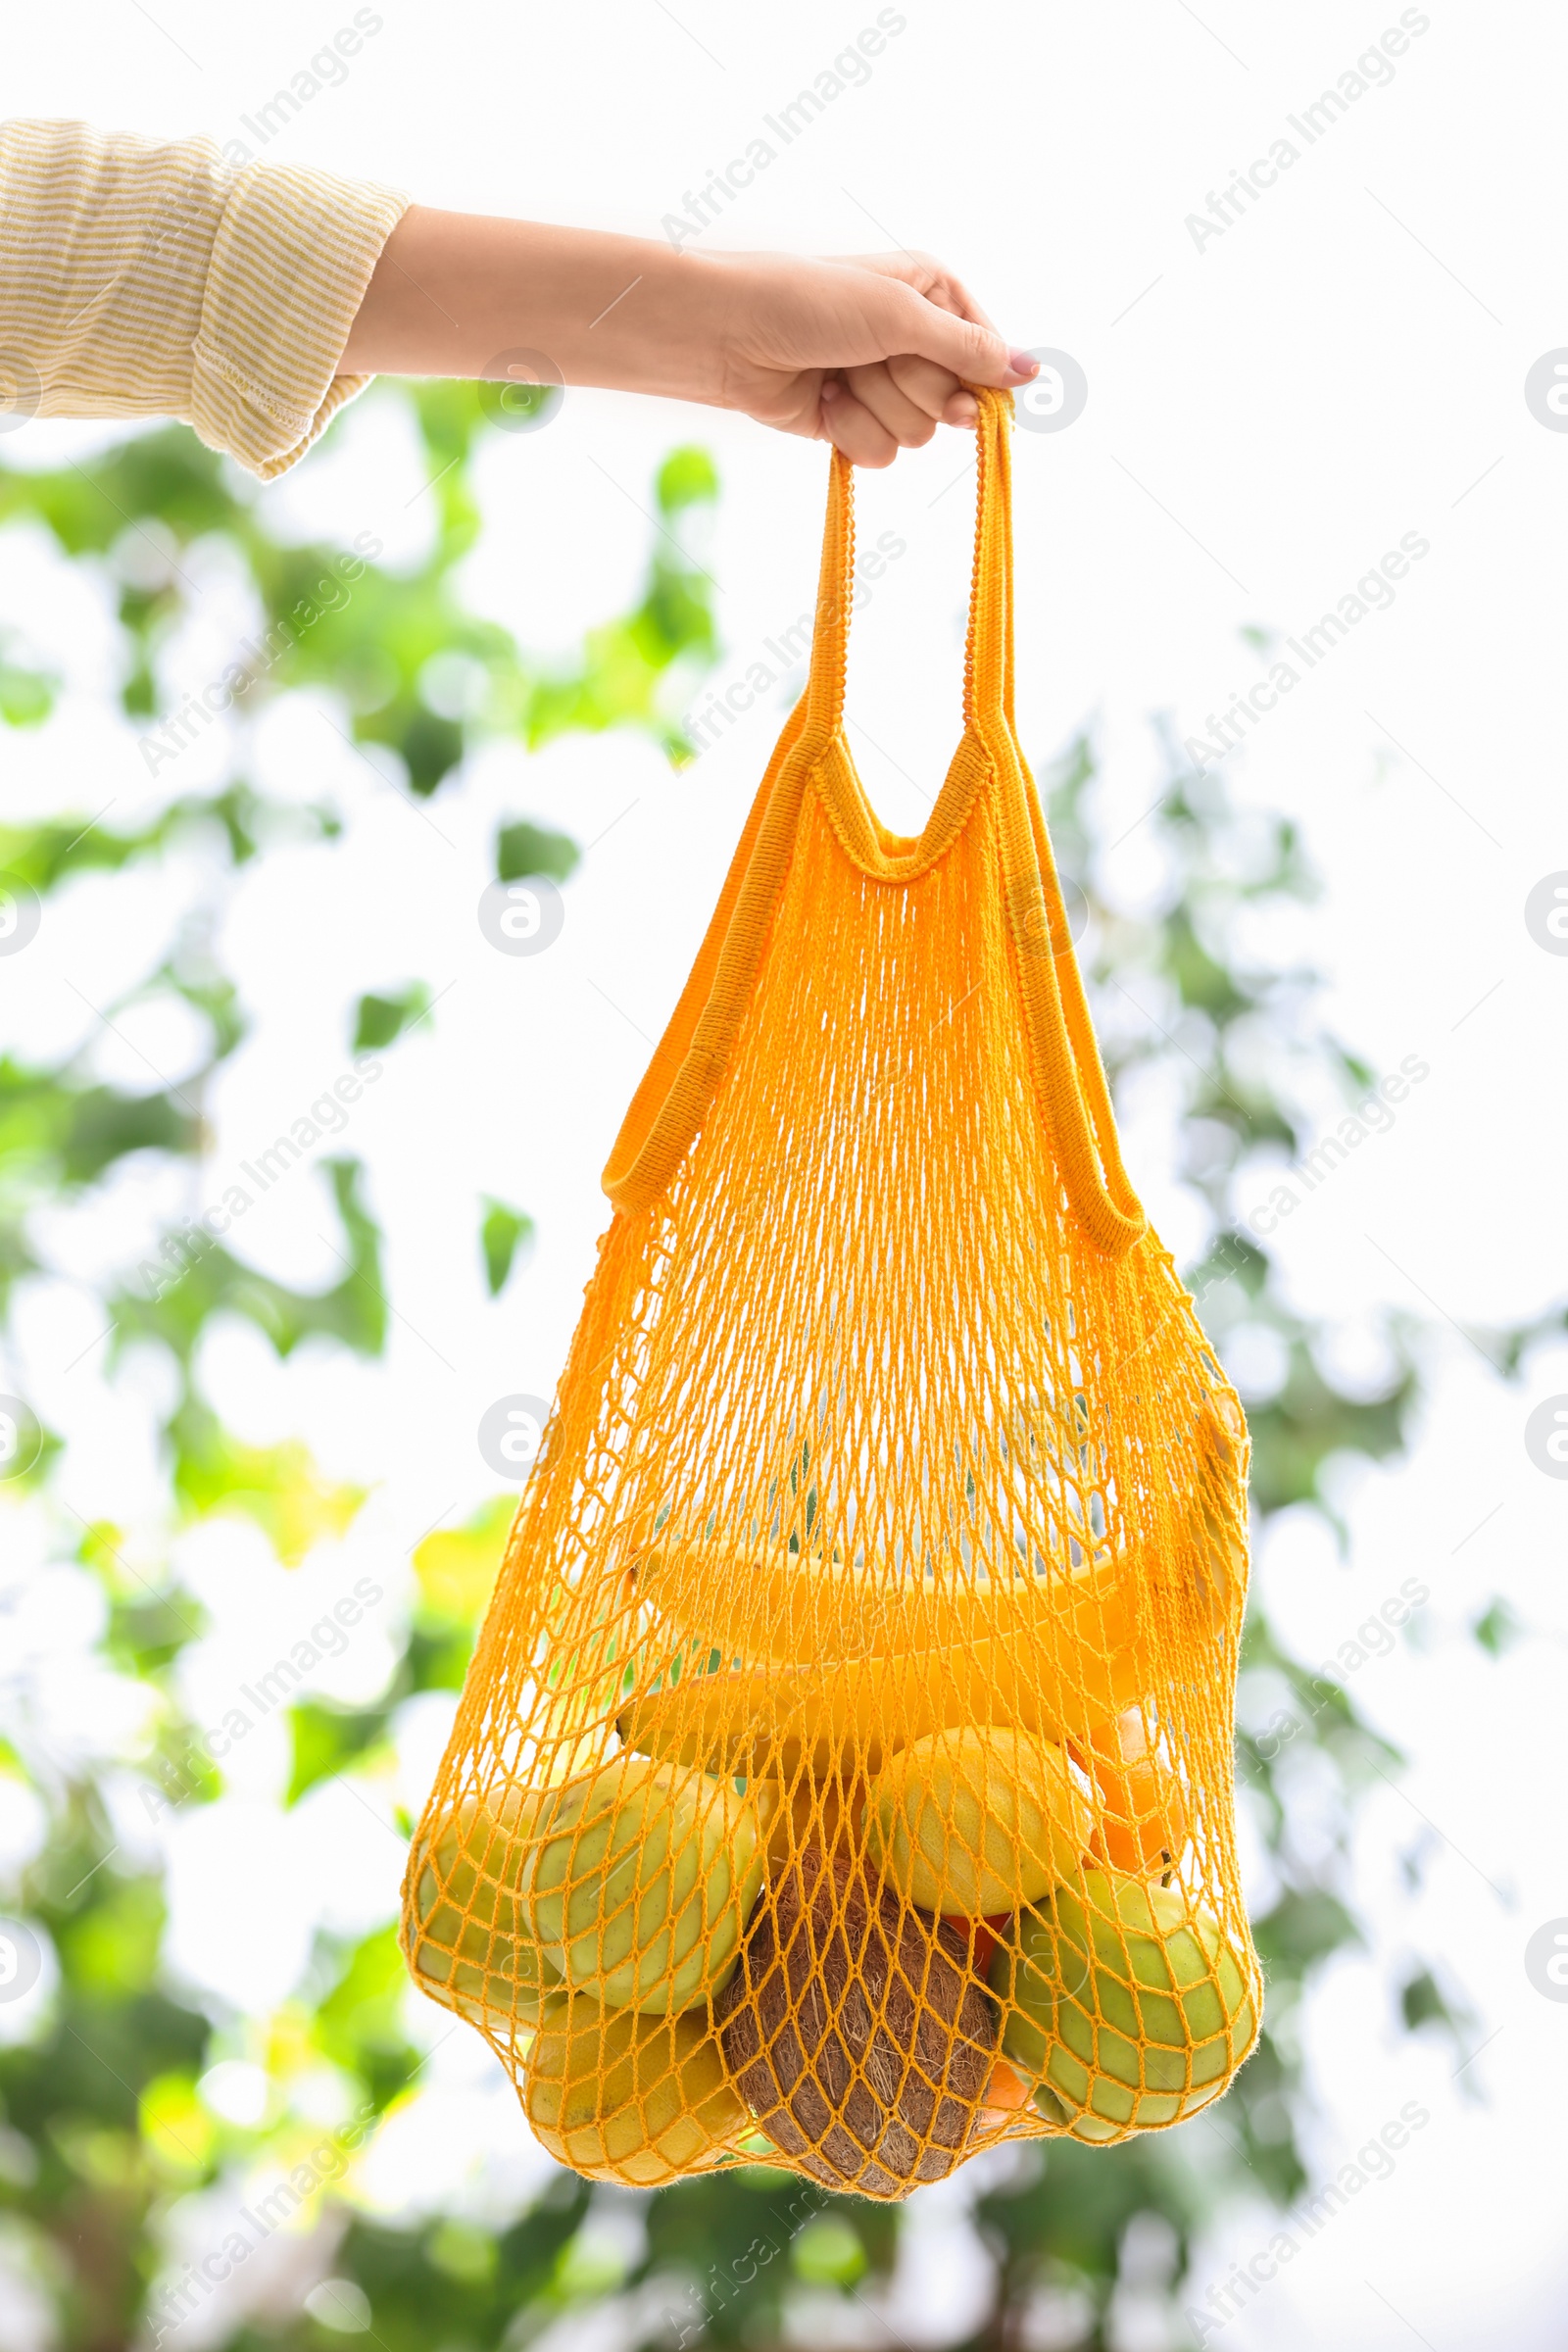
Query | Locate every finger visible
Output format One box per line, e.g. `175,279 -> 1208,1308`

887,354 -> 976,426
818,378 -> 899,467
849,250 -> 1003,336
884,281 -> 1039,392
906,269 -> 1001,340
843,361 -> 939,449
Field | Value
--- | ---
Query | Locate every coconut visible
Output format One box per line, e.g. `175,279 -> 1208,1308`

715,1842 -> 996,2198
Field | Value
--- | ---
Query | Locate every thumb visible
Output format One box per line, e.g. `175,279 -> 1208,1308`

888,289 -> 1038,390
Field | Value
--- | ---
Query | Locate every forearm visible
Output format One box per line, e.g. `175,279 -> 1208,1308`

338,199 -> 1032,463
339,206 -> 730,401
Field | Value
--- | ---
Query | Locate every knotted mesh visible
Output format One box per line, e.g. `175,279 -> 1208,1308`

402,391 -> 1261,2193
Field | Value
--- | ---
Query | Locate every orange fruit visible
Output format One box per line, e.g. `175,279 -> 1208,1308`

1081,1710 -> 1189,1879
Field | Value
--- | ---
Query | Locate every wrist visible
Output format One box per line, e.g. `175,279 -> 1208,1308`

573,237 -> 738,407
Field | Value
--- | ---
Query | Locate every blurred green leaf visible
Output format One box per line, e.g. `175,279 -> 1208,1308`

1399,1966 -> 1454,2034
1397,1963 -> 1478,2081
0,656 -> 55,726
480,1196 -> 533,1296
657,445 -> 720,514
496,819 -> 579,885
137,2072 -> 215,2180
413,1494 -> 512,1632
112,1157 -> 389,1375
172,1426 -> 367,1563
104,1588 -> 205,1679
1472,1596 -> 1522,1655
313,1927 -> 420,2105
1253,1887 -> 1362,1978
287,1700 -> 391,1806
793,2214 -> 867,2285
57,1878 -> 167,2000
353,984 -> 432,1052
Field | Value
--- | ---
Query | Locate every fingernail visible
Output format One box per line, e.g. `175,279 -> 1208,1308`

1007,349 -> 1040,379
821,378 -> 841,400
949,396 -> 978,426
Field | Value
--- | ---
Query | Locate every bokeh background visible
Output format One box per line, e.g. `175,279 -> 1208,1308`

4,4 -> 1568,2346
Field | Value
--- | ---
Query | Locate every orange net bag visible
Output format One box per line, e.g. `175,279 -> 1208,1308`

401,390 -> 1261,2195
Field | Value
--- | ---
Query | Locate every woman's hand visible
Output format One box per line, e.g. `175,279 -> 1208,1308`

340,210 -> 1037,466
699,247 -> 1039,466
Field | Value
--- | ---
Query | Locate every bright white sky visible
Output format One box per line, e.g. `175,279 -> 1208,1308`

5,4 -> 1568,2345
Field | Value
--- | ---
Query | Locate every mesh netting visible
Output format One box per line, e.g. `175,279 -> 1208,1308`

401,390 -> 1261,2194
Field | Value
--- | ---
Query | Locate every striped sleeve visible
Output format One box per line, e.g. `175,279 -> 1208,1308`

0,118 -> 410,478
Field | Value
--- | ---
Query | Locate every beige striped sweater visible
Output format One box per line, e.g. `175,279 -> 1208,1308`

0,118 -> 409,478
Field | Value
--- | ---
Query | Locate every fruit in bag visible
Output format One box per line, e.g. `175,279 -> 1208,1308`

632,1540 -> 1146,1670
404,1791 -> 557,2036
974,2056 -> 1033,2135
991,1869 -> 1255,2141
863,1727 -> 1094,1915
522,1755 -> 775,2013
715,1842 -> 996,2198
615,1617 -> 1151,1784
1081,1709 -> 1190,1879
525,1993 -> 746,2183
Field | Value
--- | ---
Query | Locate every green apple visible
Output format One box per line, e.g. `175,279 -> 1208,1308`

989,1869 -> 1257,2139
522,1756 -> 775,2014
405,1790 -> 557,2036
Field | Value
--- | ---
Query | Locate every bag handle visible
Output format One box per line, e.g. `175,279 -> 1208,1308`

604,392 -> 1145,1258
799,397 -> 1014,757
972,402 -> 1146,1258
784,390 -> 1144,1258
